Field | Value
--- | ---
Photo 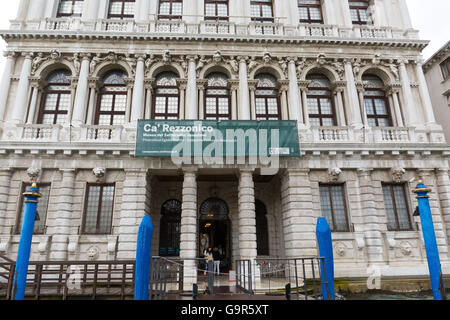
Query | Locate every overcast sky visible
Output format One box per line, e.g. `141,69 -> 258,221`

0,0 -> 448,73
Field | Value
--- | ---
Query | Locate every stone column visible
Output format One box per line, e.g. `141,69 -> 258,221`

238,169 -> 257,262
197,80 -> 207,120
298,82 -> 310,127
0,168 -> 12,235
130,56 -> 145,123
356,85 -> 368,127
398,60 -> 418,127
230,80 -> 239,120
185,56 -> 198,120
287,58 -> 303,124
373,0 -> 388,26
86,77 -> 99,125
26,80 -> 42,124
321,0 -> 336,25
72,55 -> 90,126
27,0 -> 46,20
280,169 -> 316,258
136,0 -> 150,21
124,78 -> 134,123
335,88 -> 347,126
49,169 -> 75,261
180,168 -> 198,291
248,80 -> 258,121
238,57 -> 251,120
279,82 -> 289,120
10,53 -> 33,124
16,0 -> 30,21
357,168 -> 384,265
0,52 -> 16,122
144,79 -> 154,119
82,0 -> 100,20
344,59 -> 363,128
177,80 -> 187,120
390,88 -> 404,127
398,0 -> 413,29
414,59 -> 437,126
436,168 -> 450,257
117,169 -> 149,260
340,0 -> 354,28
417,169 -> 449,258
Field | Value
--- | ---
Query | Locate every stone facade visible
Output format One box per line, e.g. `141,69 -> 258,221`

0,0 -> 449,284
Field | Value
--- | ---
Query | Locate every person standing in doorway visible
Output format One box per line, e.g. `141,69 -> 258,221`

213,247 -> 221,275
205,247 -> 214,295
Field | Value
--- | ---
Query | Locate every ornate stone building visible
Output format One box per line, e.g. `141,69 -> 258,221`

0,0 -> 449,287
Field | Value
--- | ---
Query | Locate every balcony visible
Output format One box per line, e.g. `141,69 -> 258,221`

6,17 -> 421,41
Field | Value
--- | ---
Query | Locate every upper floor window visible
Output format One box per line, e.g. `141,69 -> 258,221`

16,184 -> 51,235
205,72 -> 231,120
95,71 -> 127,126
153,72 -> 180,119
254,73 -> 280,120
298,0 -> 323,24
382,183 -> 413,231
441,58 -> 450,80
307,74 -> 336,126
363,74 -> 392,127
349,0 -> 369,25
158,0 -> 183,21
57,0 -> 84,17
205,0 -> 229,21
38,70 -> 72,125
319,184 -> 350,232
108,0 -> 135,19
82,184 -> 115,234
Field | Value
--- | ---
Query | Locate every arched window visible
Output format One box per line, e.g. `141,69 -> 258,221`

255,73 -> 280,120
205,73 -> 231,120
200,198 -> 229,220
37,70 -> 72,125
159,199 -> 182,256
153,72 -> 180,119
256,200 -> 269,256
298,0 -> 323,24
306,74 -> 336,126
108,0 -> 135,19
95,70 -> 127,126
57,0 -> 84,17
362,75 -> 392,127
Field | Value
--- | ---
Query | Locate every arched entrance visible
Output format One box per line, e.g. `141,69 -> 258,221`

199,197 -> 231,272
159,199 -> 182,257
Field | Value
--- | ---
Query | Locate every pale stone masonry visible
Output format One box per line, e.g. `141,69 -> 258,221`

0,0 -> 449,286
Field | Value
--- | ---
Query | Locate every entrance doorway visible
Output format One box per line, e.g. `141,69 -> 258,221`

199,198 -> 231,272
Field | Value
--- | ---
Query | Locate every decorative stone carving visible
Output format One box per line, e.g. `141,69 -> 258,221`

247,56 -> 258,74
399,241 -> 412,256
31,52 -> 46,75
227,57 -> 239,73
70,53 -> 81,75
196,55 -> 210,76
212,50 -> 222,63
335,242 -> 346,257
89,53 -> 102,75
262,51 -> 272,64
50,49 -> 62,61
391,167 -> 406,183
93,167 -> 106,182
372,53 -> 382,65
328,167 -> 342,182
0,236 -> 11,253
87,246 -> 100,261
162,50 -> 171,64
120,53 -> 137,75
355,234 -> 365,250
27,167 -> 41,183
331,59 -> 345,80
352,58 -> 366,79
38,236 -> 52,254
381,59 -> 400,81
68,235 -> 80,253
316,53 -> 327,66
107,235 -> 118,255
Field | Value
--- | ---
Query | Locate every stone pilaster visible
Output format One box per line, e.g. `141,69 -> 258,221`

185,56 -> 198,120
357,168 -> 384,265
180,168 -> 198,291
49,169 -> 75,260
280,169 -> 316,258
72,55 -> 91,126
436,168 -> 450,258
130,56 -> 145,122
0,168 -> 12,235
0,52 -> 16,122
238,56 -> 251,120
238,169 -> 257,261
117,168 -> 149,260
10,53 -> 33,124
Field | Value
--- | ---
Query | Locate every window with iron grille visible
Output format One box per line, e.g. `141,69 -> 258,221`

205,73 -> 231,120
382,183 -> 413,231
441,58 -> 450,80
159,199 -> 182,257
153,72 -> 180,119
349,0 -> 370,25
256,200 -> 269,256
307,74 -> 336,126
16,184 -> 51,235
205,0 -> 229,21
57,0 -> 84,17
38,70 -> 72,125
363,75 -> 392,127
82,184 -> 115,234
319,184 -> 350,232
298,0 -> 323,24
254,73 -> 281,120
108,0 -> 135,19
158,0 -> 183,20
95,71 -> 127,127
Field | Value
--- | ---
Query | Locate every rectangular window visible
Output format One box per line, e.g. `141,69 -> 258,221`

57,0 -> 84,17
382,184 -> 413,231
441,58 -> 450,80
158,0 -> 183,21
16,184 -> 51,235
319,184 -> 350,232
298,0 -> 323,24
205,0 -> 229,21
349,0 -> 369,25
108,0 -> 135,19
82,184 -> 115,234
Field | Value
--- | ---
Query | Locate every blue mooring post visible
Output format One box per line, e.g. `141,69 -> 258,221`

413,181 -> 446,300
316,217 -> 335,300
134,216 -> 154,300
12,183 -> 41,300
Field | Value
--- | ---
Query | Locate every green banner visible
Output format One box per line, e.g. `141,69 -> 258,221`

135,120 -> 300,158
